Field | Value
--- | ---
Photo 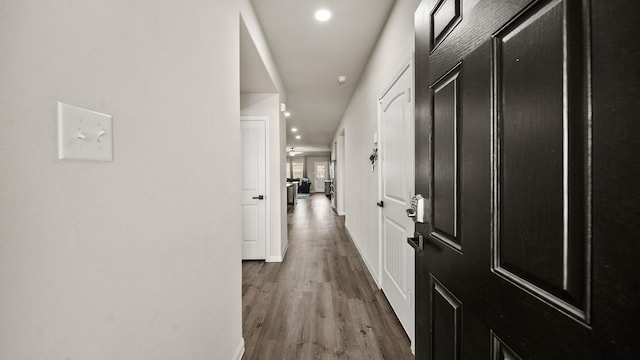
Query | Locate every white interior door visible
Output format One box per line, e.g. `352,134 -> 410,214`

241,119 -> 266,260
379,62 -> 415,348
313,161 -> 328,192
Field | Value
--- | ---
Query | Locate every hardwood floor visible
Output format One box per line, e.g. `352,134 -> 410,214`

242,194 -> 414,360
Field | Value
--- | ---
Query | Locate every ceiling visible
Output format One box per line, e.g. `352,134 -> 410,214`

244,0 -> 396,153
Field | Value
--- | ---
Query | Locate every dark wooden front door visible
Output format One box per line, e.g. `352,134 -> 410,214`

413,0 -> 640,358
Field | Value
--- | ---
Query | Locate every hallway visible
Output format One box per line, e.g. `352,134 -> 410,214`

242,194 -> 414,359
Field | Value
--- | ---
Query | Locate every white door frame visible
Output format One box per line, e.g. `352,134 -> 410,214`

376,56 -> 415,353
241,116 -> 270,261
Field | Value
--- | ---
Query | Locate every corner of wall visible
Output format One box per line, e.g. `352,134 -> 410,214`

239,0 -> 287,95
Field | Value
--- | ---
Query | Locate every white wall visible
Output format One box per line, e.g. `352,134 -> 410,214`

239,0 -> 286,95
239,0 -> 288,263
0,1 -> 243,359
240,94 -> 288,261
332,0 -> 421,281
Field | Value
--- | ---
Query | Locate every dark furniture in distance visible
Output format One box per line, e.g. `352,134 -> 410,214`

298,179 -> 310,193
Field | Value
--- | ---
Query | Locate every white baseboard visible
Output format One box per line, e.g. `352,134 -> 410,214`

345,226 -> 381,289
281,241 -> 289,259
266,240 -> 289,262
232,337 -> 244,360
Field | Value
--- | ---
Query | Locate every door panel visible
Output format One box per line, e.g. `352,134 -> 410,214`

431,64 -> 461,249
380,63 -> 415,347
491,332 -> 523,360
431,0 -> 461,51
383,96 -> 405,203
384,217 -> 408,292
414,0 -> 640,359
430,275 -> 461,360
493,0 -> 590,320
242,205 -> 259,242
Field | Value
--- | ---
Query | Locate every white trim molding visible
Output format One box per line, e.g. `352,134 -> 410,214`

267,238 -> 288,262
346,227 -> 381,289
232,338 -> 245,360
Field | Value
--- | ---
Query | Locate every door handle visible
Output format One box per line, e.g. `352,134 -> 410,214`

252,195 -> 265,200
377,201 -> 384,208
407,232 -> 424,252
406,208 -> 416,218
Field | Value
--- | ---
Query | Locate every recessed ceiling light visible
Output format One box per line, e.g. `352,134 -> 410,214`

315,9 -> 332,22
291,128 -> 298,132
295,135 -> 301,139
337,75 -> 347,84
284,112 -> 291,117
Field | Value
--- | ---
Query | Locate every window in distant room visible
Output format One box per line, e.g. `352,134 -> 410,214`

285,161 -> 291,178
316,163 -> 326,178
292,158 -> 304,178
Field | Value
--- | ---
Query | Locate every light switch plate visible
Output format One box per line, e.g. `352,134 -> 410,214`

58,102 -> 113,161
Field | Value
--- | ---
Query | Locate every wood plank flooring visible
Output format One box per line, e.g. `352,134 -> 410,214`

242,194 -> 414,360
